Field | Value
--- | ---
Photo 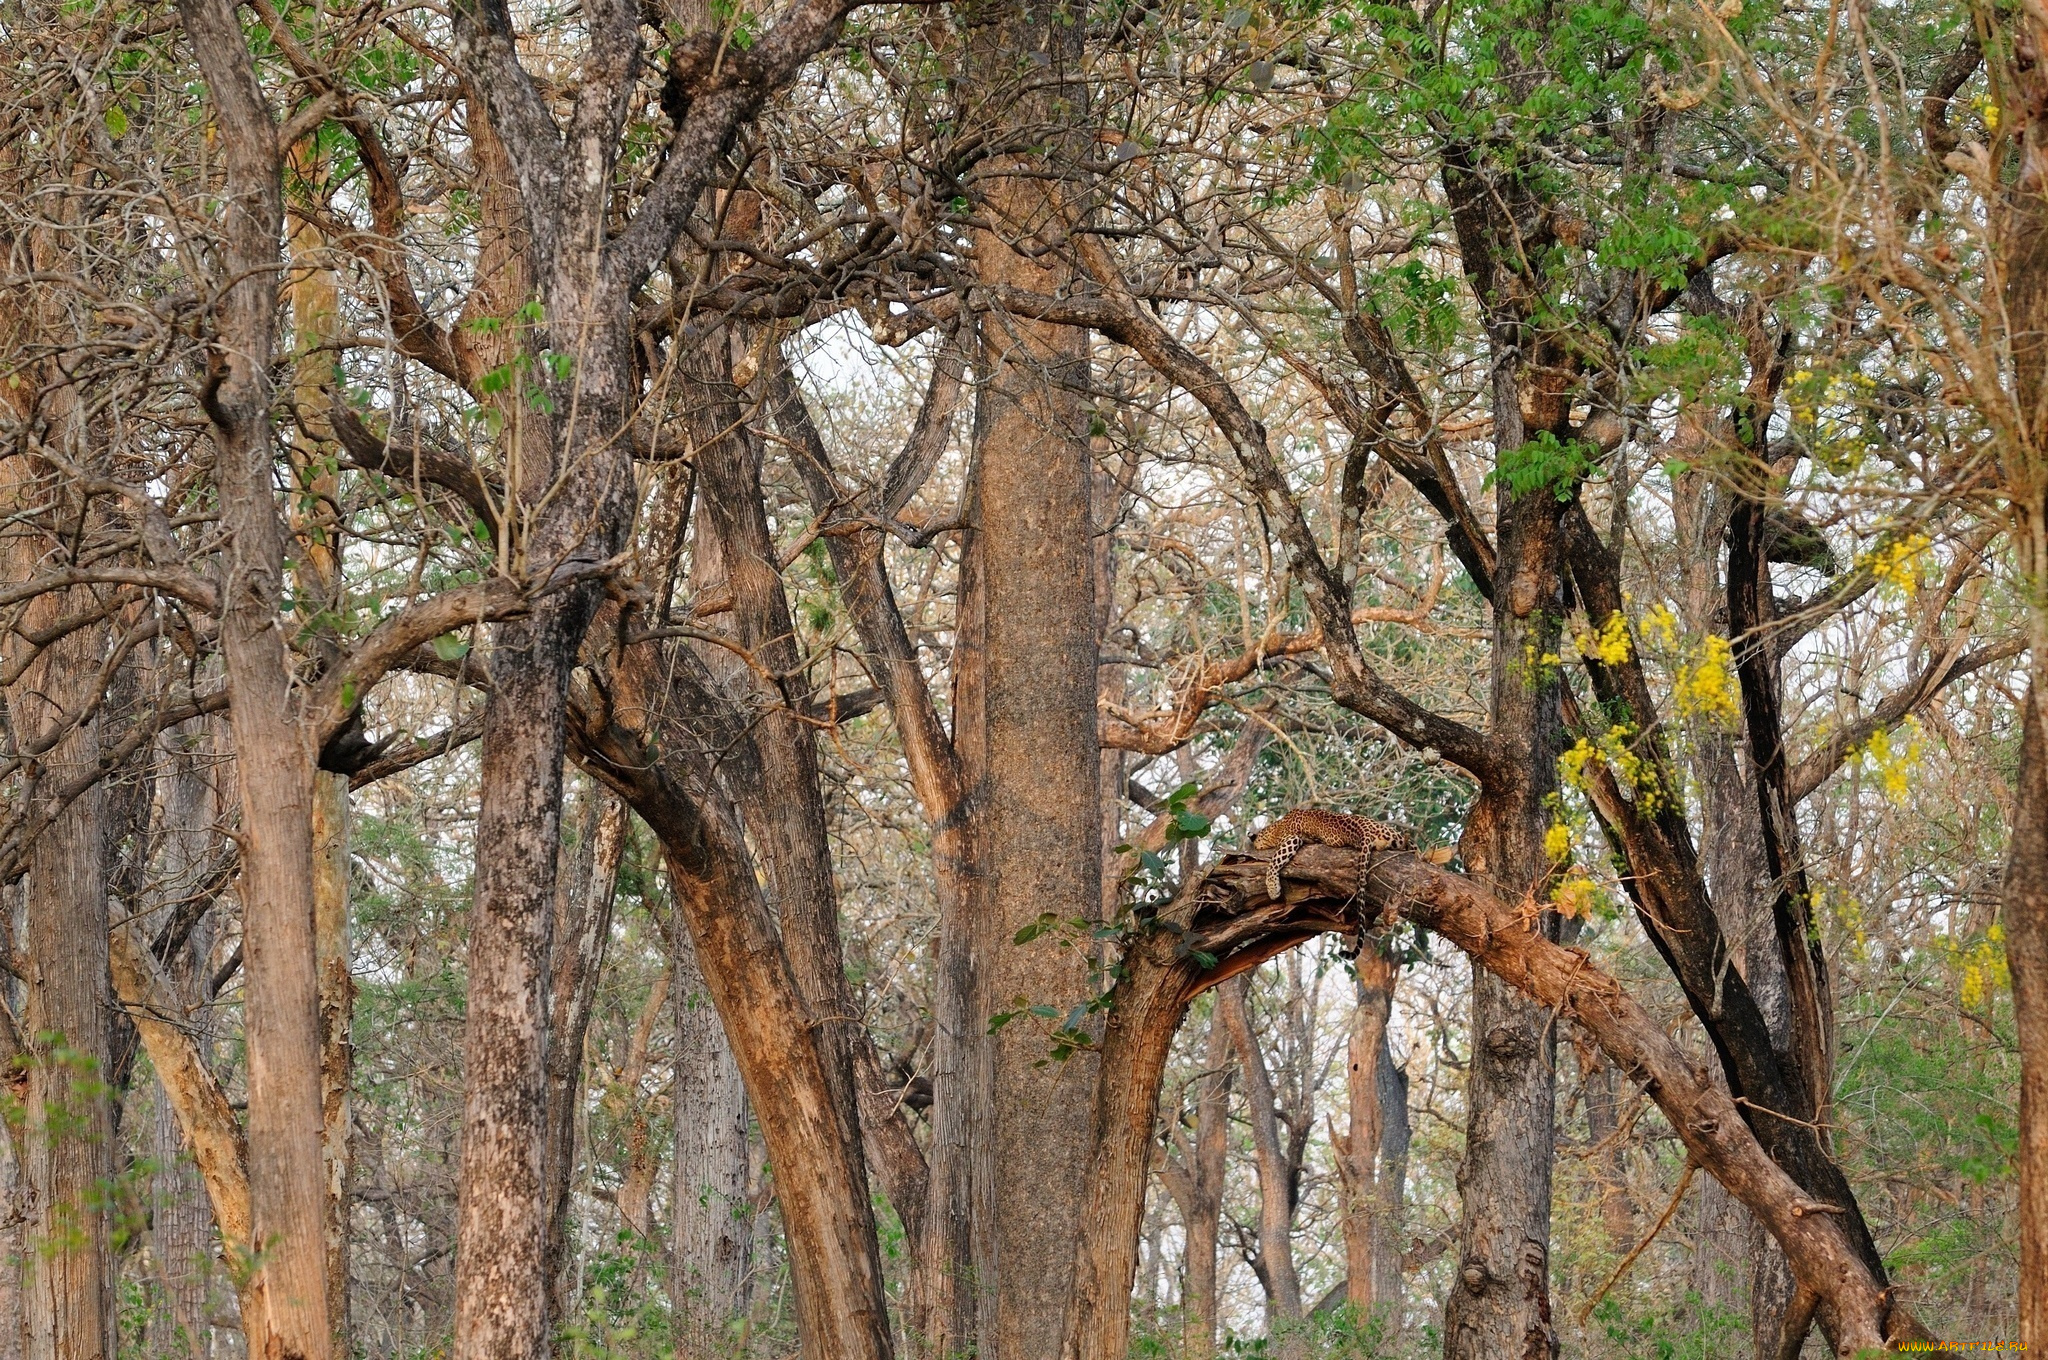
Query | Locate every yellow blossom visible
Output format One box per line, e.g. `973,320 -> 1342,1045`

1575,610 -> 1632,666
1674,634 -> 1742,727
1544,821 -> 1573,864
1860,716 -> 1923,804
1552,873 -> 1602,919
1863,532 -> 1931,594
1640,603 -> 1678,650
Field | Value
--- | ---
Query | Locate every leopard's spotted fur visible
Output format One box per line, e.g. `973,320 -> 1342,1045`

1251,808 -> 1415,900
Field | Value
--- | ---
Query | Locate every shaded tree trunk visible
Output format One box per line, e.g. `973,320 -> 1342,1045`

456,599 -> 594,1360
14,531 -> 113,1360
1220,975 -> 1302,1326
542,789 -> 628,1340
572,640 -> 894,1360
2006,680 -> 2048,1349
1158,1008 -> 1230,1359
671,918 -> 752,1349
1442,441 -> 1566,1360
1333,951 -> 1399,1324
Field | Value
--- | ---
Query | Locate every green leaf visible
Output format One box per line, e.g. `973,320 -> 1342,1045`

429,633 -> 470,662
103,105 -> 128,138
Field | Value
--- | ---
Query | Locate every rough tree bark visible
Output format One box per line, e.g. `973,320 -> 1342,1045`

1332,950 -> 1401,1324
670,915 -> 752,1347
541,789 -> 628,1339
955,0 -> 1103,1351
8,480 -> 113,1360
571,641 -> 893,1360
175,3 -> 332,1351
1999,10 -> 2048,1340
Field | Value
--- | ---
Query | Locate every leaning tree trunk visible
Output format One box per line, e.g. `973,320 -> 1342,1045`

1063,845 -> 1925,1360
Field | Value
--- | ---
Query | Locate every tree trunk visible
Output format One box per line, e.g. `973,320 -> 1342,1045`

1064,846 -> 1917,1360
542,789 -> 628,1340
960,4 -> 1101,1352
2006,680 -> 2048,1348
973,175 -> 1101,1360
175,4 -> 333,1351
455,601 -> 591,1360
671,916 -> 752,1350
1371,1021 -> 1410,1319
147,726 -> 232,1355
1220,975 -> 1303,1326
1999,12 -> 2048,1338
14,547 -> 113,1360
1334,952 -> 1397,1323
312,774 -> 352,1350
687,331 -> 884,1264
1443,434 -> 1566,1360
1160,1007 -> 1230,1359
572,655 -> 894,1360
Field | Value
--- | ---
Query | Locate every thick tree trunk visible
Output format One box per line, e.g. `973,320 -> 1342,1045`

671,916 -> 752,1348
455,600 -> 591,1360
960,4 -> 1101,1352
1220,975 -> 1303,1326
2000,14 -> 2048,1337
572,654 -> 894,1360
974,181 -> 1101,1360
1444,462 -> 1566,1360
16,576 -> 113,1360
175,5 -> 332,1352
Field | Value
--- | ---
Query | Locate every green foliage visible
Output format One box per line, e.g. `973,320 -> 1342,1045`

1484,431 -> 1596,502
1585,1292 -> 1747,1360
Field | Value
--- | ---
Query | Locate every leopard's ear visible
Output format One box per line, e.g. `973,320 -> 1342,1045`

1420,846 -> 1456,866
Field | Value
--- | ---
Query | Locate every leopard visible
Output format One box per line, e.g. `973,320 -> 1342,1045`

1250,808 -> 1415,901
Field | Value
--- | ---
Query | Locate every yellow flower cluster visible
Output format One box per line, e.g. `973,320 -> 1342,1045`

1551,873 -> 1604,920
1958,924 -> 2006,1010
1639,602 -> 1679,650
1544,820 -> 1574,864
1863,532 -> 1931,594
1574,610 -> 1632,666
1859,716 -> 1924,804
1673,634 -> 1742,727
1558,725 -> 1660,812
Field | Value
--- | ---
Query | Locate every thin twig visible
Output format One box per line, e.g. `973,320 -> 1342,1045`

1576,1158 -> 1698,1325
